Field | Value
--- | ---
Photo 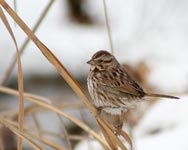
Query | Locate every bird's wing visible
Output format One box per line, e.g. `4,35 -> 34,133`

96,69 -> 144,97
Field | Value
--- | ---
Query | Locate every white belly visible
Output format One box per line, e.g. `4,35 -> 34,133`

103,107 -> 125,115
87,72 -> 142,115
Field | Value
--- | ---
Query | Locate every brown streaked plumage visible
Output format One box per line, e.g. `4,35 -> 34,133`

87,50 -> 179,116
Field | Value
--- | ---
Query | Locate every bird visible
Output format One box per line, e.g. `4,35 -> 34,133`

87,50 -> 179,117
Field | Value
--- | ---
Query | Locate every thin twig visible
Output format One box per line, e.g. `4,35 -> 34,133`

103,0 -> 114,54
41,131 -> 88,141
13,0 -> 17,26
24,103 -> 84,114
31,112 -> 43,138
57,114 -> 73,150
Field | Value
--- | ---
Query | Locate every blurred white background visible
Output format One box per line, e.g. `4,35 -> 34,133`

0,0 -> 187,150
0,0 -> 187,92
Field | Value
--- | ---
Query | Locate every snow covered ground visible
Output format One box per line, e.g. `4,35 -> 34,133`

76,96 -> 188,150
0,0 -> 188,149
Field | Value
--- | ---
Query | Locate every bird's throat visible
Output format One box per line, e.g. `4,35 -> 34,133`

94,65 -> 106,72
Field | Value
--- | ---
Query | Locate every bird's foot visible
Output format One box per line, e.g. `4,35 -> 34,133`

96,106 -> 103,114
114,122 -> 123,136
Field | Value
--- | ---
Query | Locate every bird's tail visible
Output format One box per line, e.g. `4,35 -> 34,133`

145,93 -> 179,99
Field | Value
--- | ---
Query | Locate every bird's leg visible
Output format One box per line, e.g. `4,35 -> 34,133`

96,106 -> 103,114
93,106 -> 103,118
118,114 -> 123,130
115,112 -> 123,135
95,106 -> 111,114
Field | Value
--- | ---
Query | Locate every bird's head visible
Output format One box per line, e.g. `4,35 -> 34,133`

87,50 -> 118,70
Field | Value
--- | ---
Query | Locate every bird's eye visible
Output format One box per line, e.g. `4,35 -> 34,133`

98,59 -> 103,63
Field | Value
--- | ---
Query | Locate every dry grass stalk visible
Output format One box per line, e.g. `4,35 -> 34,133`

31,112 -> 43,138
0,86 -> 109,149
1,125 -> 17,150
57,114 -> 73,150
97,119 -> 133,150
25,131 -> 65,150
24,103 -> 84,115
1,118 -> 66,150
0,0 -> 55,85
0,118 -> 43,150
4,115 -> 92,150
0,1 -> 132,149
103,0 -> 114,54
2,118 -> 66,149
0,7 -> 24,150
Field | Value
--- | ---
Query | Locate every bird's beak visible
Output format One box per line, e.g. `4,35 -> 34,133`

87,59 -> 94,65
